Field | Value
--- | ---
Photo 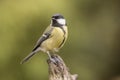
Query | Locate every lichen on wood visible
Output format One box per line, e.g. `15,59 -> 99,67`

47,54 -> 78,80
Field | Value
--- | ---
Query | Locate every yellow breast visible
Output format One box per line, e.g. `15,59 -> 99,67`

41,26 -> 68,52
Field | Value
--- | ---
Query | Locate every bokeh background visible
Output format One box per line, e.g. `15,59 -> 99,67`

0,0 -> 120,80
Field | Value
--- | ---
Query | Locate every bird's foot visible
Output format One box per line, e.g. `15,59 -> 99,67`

47,51 -> 56,64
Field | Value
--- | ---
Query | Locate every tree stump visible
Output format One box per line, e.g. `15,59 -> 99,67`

47,54 -> 78,80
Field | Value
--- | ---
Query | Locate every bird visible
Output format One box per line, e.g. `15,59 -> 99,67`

20,14 -> 68,64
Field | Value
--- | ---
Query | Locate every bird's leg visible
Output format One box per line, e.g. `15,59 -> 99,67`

47,51 -> 52,60
47,51 -> 56,64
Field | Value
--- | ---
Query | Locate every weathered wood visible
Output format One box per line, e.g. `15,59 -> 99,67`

47,54 -> 78,80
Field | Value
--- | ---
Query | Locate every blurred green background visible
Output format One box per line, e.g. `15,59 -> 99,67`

0,0 -> 120,80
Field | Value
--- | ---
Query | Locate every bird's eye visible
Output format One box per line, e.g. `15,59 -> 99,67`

55,16 -> 59,19
52,16 -> 59,19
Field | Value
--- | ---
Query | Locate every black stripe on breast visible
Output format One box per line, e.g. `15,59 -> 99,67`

58,36 -> 66,48
58,26 -> 66,48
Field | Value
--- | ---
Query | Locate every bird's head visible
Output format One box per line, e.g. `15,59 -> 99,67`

51,14 -> 66,27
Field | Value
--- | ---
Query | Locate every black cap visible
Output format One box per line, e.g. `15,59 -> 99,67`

52,14 -> 64,19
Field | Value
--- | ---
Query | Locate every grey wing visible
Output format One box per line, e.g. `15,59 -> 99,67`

32,32 -> 51,52
32,27 -> 53,52
20,27 -> 53,64
20,33 -> 51,64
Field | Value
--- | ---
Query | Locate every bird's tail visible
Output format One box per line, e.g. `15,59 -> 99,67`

20,51 -> 36,64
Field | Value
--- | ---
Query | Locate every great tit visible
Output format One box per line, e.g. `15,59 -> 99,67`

21,14 -> 68,64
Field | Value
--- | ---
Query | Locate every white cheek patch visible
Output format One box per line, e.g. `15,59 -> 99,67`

57,19 -> 66,25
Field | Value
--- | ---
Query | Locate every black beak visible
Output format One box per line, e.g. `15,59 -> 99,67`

52,18 -> 56,20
